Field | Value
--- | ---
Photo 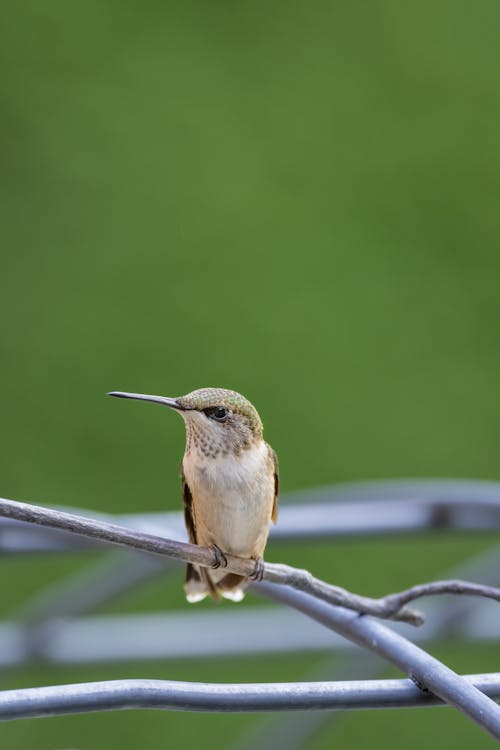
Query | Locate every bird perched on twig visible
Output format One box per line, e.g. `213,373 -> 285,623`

108,387 -> 278,603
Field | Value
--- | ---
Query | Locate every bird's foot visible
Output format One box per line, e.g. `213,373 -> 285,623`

250,558 -> 265,582
210,545 -> 228,569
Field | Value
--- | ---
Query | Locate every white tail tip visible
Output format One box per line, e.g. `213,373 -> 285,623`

186,590 -> 209,603
221,588 -> 246,603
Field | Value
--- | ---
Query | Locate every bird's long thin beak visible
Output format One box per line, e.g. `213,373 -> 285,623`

107,391 -> 189,410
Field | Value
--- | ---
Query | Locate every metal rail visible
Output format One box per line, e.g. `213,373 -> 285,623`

0,674 -> 499,721
2,478 -> 500,552
0,594 -> 496,668
0,542 -> 493,669
258,583 -> 500,739
0,483 -> 500,738
231,543 -> 500,750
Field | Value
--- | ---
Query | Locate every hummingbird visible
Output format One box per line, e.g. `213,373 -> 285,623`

108,387 -> 278,603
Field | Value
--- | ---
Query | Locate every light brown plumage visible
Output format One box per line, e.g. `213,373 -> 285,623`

108,386 -> 278,603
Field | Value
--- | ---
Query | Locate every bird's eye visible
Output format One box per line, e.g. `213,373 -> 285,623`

205,406 -> 228,422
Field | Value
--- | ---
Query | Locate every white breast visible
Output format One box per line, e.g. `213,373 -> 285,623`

183,441 -> 274,557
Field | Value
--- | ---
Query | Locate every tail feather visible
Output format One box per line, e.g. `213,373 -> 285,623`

184,563 -> 220,602
184,564 -> 248,603
217,573 -> 248,602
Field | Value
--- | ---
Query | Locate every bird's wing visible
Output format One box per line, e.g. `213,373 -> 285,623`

181,463 -> 216,599
270,446 -> 279,524
180,462 -> 197,544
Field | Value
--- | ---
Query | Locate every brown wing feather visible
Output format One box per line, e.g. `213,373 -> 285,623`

180,463 -> 219,599
270,446 -> 279,524
180,462 -> 197,544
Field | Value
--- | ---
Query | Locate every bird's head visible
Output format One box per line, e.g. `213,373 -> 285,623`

108,387 -> 263,456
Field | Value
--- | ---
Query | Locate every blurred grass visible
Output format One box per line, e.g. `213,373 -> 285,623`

1,0 -> 500,747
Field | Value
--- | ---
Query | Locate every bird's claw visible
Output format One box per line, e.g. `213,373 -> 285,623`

210,545 -> 228,569
250,558 -> 265,582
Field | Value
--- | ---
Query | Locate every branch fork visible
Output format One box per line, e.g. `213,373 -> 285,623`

0,496 -> 499,626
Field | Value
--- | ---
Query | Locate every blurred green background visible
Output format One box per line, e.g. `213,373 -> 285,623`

1,0 -> 500,747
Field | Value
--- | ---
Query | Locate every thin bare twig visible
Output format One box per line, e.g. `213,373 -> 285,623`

259,565 -> 500,625
1,497 -> 500,626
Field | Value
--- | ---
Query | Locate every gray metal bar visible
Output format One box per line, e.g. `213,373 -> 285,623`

233,543 -> 500,750
3,541 -> 500,669
0,490 -> 499,737
413,544 -> 500,639
232,654 -> 382,750
0,488 -> 498,736
0,497 -> 497,552
8,535 -> 500,666
287,477 -> 500,503
0,674 -> 499,720
18,552 -> 169,625
0,517 -> 498,671
40,597 -> 500,661
0,588 -> 497,668
1,609 -> 345,667
257,583 -> 500,740
3,479 -> 500,552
